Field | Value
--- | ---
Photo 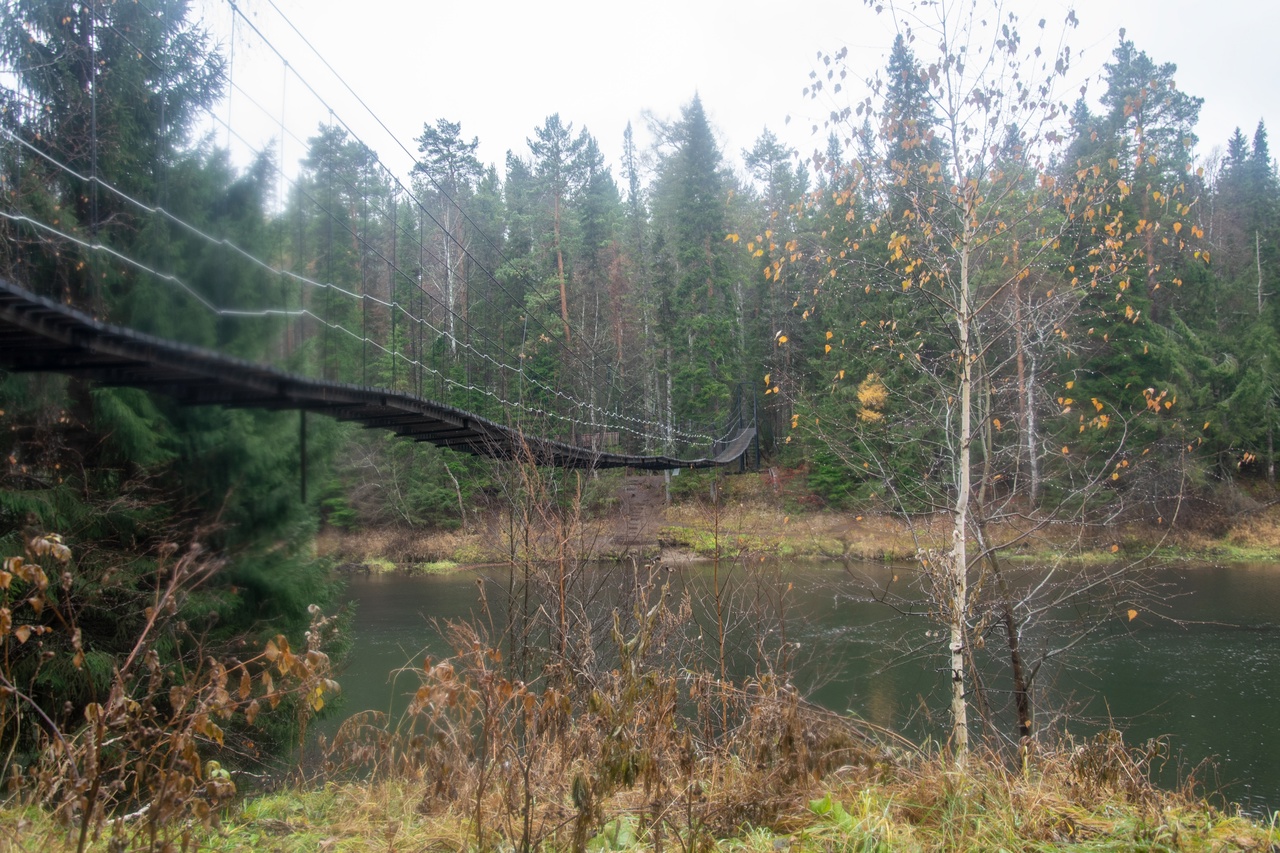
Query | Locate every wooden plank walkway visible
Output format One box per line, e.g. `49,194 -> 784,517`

0,278 -> 753,471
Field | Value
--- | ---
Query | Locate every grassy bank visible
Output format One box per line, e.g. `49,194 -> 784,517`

6,741 -> 1276,852
7,484 -> 1280,852
316,470 -> 1280,570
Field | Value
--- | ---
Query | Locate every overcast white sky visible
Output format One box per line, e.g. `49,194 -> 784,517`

210,0 -> 1279,186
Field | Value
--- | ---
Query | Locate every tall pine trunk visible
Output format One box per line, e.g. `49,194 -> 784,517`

555,192 -> 571,345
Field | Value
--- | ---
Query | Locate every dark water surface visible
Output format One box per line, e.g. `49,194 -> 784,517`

334,560 -> 1280,813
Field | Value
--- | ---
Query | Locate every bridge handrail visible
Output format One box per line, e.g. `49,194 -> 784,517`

0,277 -> 757,472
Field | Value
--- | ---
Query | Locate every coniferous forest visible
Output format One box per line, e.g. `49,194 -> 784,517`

1,0 -> 1280,849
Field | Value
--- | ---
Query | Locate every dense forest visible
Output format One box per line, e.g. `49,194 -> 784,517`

2,0 -> 1277,534
1,0 -> 1279,843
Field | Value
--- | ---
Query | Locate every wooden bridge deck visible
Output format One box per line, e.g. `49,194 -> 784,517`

0,279 -> 753,471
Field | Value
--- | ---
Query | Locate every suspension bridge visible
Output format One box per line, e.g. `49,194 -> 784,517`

0,2 -> 759,473
0,277 -> 755,471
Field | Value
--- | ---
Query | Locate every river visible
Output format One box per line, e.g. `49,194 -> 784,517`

331,559 -> 1280,814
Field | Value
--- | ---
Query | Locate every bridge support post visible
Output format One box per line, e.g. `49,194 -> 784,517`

300,410 -> 308,504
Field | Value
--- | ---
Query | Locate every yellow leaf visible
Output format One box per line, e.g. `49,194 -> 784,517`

1127,608 -> 1138,621
1066,381 -> 1074,389
14,624 -> 31,644
824,344 -> 832,354
763,374 -> 771,386
777,335 -> 788,345
725,233 -> 739,243
826,330 -> 833,340
1062,446 -> 1070,455
1111,544 -> 1120,553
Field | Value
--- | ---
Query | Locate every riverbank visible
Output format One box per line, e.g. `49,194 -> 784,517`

7,740 -> 1276,852
315,471 -> 1280,570
10,482 -> 1280,850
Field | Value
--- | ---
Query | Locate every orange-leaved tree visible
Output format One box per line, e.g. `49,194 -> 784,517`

769,1 -> 1206,762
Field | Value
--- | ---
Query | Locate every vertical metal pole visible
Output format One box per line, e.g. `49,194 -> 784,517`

361,191 -> 368,386
88,0 -> 101,311
753,387 -> 761,471
391,187 -> 397,390
300,410 -> 308,504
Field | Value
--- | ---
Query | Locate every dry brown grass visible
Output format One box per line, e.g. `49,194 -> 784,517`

1223,503 -> 1280,554
8,731 -> 1276,852
316,525 -> 494,567
315,469 -> 1280,575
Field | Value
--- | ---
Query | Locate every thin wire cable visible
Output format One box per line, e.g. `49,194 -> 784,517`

241,5 -> 675,442
0,209 -> 662,441
0,211 -> 220,312
189,55 -> 672,436
0,121 -> 708,442
229,0 -> 642,413
2,5 -> 719,447
0,206 -> 711,445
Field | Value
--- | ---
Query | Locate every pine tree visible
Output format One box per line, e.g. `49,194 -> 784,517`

649,95 -> 742,430
528,114 -> 588,347
414,119 -> 484,356
0,0 -> 337,751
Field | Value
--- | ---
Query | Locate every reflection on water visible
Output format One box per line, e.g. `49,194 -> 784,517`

334,560 -> 1280,813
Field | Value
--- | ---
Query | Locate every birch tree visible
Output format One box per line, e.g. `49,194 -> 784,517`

773,1 -> 1205,762
414,119 -> 484,355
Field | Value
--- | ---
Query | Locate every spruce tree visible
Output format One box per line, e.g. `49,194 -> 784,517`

649,95 -> 742,431
0,0 -> 337,753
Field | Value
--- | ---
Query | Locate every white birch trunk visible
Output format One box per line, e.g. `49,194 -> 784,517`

950,232 -> 972,763
443,229 -> 456,355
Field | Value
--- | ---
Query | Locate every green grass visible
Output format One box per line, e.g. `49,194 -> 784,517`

6,757 -> 1277,852
361,556 -> 397,573
411,559 -> 459,574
